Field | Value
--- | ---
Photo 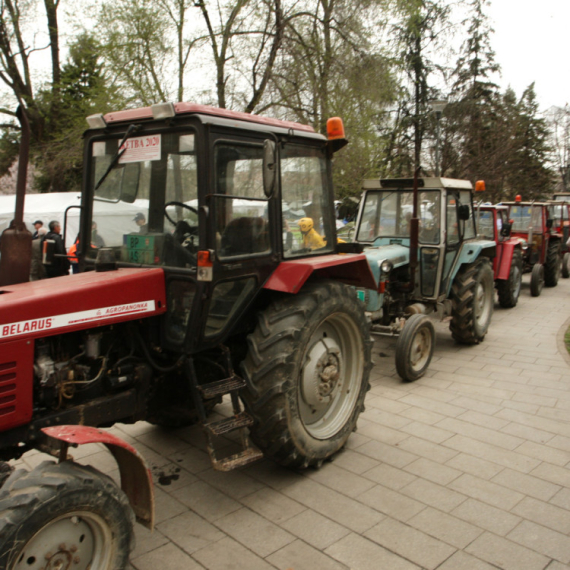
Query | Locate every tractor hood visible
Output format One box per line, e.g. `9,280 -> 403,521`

363,243 -> 410,283
0,268 -> 167,344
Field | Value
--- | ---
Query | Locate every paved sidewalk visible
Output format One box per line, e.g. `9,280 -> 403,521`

14,274 -> 570,569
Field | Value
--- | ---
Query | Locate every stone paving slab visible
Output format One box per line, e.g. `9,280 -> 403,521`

11,274 -> 570,569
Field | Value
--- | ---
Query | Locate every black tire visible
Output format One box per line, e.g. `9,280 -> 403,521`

530,263 -> 544,296
0,460 -> 134,570
395,314 -> 435,382
562,252 -> 570,279
544,240 -> 561,287
450,258 -> 494,344
241,281 -> 372,468
497,248 -> 523,308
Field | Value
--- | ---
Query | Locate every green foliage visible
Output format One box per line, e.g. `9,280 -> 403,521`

0,129 -> 20,178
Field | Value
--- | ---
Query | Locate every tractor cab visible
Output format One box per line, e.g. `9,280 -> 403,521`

503,199 -> 562,295
77,104 -> 361,353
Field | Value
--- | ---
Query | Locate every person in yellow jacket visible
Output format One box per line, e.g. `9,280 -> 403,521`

298,217 -> 326,250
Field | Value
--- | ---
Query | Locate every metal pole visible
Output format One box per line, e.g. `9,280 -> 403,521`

435,111 -> 441,177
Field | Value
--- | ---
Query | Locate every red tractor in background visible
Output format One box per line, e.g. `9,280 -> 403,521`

547,200 -> 570,278
477,204 -> 524,307
0,103 -> 376,568
503,198 -> 562,297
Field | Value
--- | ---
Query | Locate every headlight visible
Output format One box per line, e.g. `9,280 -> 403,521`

380,259 -> 393,274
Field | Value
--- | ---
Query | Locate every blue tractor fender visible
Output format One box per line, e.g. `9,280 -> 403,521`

445,239 -> 496,296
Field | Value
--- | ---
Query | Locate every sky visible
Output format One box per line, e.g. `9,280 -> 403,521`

485,0 -> 570,112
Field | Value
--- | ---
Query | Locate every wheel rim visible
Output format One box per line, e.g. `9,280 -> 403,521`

13,511 -> 113,570
299,312 -> 364,439
409,325 -> 433,373
511,265 -> 521,298
474,278 -> 492,327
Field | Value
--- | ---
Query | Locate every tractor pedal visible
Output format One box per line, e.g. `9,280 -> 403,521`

198,375 -> 246,398
205,411 -> 254,436
212,446 -> 264,472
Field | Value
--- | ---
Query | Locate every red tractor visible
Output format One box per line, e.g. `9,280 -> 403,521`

0,103 -> 376,568
503,198 -> 562,296
477,204 -> 524,307
547,200 -> 570,278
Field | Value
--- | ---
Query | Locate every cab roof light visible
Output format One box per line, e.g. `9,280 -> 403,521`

515,194 -> 522,202
475,180 -> 485,192
151,102 -> 176,120
327,117 -> 345,140
86,113 -> 107,129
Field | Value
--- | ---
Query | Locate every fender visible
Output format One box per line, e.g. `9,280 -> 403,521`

496,240 -> 522,281
263,253 -> 376,294
42,425 -> 154,529
446,240 -> 496,296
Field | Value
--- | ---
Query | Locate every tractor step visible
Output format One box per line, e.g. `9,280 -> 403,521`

211,446 -> 264,472
205,411 -> 254,436
198,375 -> 246,398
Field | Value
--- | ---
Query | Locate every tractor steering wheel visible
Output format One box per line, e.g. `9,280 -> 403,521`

164,201 -> 198,226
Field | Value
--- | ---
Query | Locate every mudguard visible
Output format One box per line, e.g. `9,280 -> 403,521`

496,239 -> 522,281
447,240 -> 496,294
42,425 -> 154,529
263,253 -> 376,294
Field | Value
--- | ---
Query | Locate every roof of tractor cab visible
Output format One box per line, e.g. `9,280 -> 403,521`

99,102 -> 322,139
362,177 -> 473,191
502,201 -> 551,207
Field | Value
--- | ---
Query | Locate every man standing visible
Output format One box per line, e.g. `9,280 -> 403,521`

42,221 -> 70,278
32,220 -> 44,239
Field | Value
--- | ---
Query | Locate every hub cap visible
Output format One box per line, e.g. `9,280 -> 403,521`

409,327 -> 432,372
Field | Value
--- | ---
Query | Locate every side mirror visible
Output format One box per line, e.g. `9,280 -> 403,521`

458,204 -> 470,221
500,222 -> 512,237
263,140 -> 277,198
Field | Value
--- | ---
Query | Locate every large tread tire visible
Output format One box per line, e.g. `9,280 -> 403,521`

395,314 -> 435,382
562,252 -> 570,279
0,460 -> 134,570
450,258 -> 494,345
241,281 -> 372,468
497,248 -> 523,308
544,240 -> 561,287
530,263 -> 544,297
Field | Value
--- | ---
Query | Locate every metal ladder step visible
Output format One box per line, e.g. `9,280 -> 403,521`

212,446 -> 264,472
197,375 -> 246,399
205,411 -> 254,436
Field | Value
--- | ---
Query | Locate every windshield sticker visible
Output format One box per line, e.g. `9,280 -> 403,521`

119,134 -> 161,163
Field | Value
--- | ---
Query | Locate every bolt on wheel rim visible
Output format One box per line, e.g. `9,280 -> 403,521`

299,313 -> 364,439
13,511 -> 113,570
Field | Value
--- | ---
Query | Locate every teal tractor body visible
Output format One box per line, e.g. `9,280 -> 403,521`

353,177 -> 496,381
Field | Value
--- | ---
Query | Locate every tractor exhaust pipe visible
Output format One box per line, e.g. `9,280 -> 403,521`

0,105 -> 32,286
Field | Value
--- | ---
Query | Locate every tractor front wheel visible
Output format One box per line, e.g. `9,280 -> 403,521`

497,248 -> 523,308
562,252 -> 570,279
530,263 -> 544,297
0,461 -> 134,570
241,281 -> 372,468
544,240 -> 561,287
395,314 -> 435,382
450,258 -> 494,344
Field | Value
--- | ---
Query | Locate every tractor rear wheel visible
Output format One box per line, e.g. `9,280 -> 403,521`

0,461 -> 134,570
497,248 -> 523,308
544,240 -> 561,287
562,252 -> 570,279
395,314 -> 435,382
241,281 -> 372,468
530,263 -> 544,296
450,258 -> 494,344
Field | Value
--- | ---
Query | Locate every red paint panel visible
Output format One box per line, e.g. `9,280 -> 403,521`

0,268 -> 167,343
497,240 -> 523,280
0,339 -> 33,430
264,254 -> 376,294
